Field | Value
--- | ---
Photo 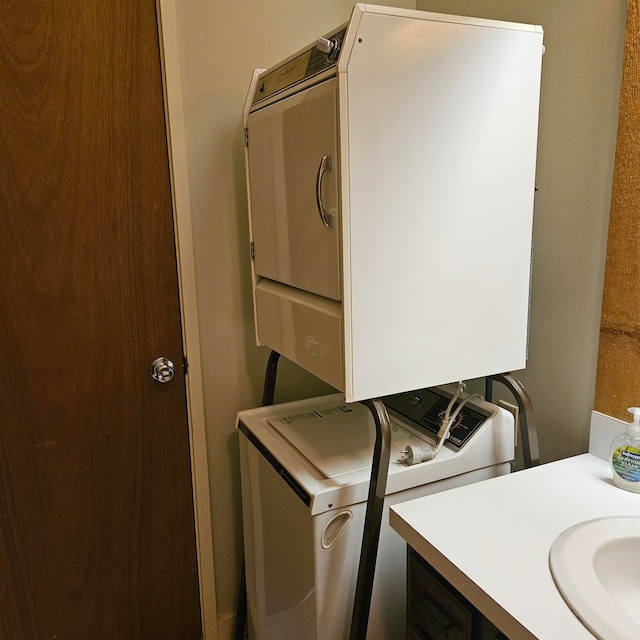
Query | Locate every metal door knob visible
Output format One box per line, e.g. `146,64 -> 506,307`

150,357 -> 175,383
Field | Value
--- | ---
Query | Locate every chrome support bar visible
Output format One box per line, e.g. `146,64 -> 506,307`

349,398 -> 393,640
487,372 -> 540,468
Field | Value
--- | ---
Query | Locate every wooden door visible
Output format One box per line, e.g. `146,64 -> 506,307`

0,2 -> 202,639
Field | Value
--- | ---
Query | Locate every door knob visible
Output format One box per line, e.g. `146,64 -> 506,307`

150,357 -> 175,383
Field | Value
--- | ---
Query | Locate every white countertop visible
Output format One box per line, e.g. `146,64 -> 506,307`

390,453 -> 640,639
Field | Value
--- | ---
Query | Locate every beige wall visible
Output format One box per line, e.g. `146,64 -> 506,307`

170,0 -> 626,636
416,0 -> 627,460
171,1 -> 414,636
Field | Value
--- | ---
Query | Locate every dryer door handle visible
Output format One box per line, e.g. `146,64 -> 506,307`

315,155 -> 334,228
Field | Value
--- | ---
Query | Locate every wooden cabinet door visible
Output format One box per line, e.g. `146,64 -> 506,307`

0,1 -> 201,638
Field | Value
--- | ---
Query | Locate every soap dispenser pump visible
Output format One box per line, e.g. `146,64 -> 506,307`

610,407 -> 640,493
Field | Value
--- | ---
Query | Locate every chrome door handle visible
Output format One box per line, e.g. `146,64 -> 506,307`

315,155 -> 334,228
150,357 -> 175,383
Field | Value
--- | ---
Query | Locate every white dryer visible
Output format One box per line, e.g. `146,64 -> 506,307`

238,386 -> 514,639
243,4 -> 544,402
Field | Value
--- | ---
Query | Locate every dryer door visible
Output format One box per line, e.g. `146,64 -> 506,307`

247,78 -> 341,301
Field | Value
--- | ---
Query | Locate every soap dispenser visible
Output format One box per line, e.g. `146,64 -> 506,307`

610,407 -> 640,493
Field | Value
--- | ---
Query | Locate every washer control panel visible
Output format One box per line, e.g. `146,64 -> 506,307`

383,387 -> 490,451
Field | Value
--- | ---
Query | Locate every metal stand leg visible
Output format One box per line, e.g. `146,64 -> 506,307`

232,568 -> 248,640
487,372 -> 540,469
233,350 -> 282,640
261,350 -> 281,407
349,398 -> 393,640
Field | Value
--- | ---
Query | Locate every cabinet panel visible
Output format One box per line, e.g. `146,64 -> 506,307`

247,78 -> 341,301
407,548 -> 512,640
409,554 -> 472,640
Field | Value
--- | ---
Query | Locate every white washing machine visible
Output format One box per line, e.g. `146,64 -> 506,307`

237,386 -> 514,640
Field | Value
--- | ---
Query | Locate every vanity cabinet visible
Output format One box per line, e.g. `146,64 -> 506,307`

407,548 -> 508,640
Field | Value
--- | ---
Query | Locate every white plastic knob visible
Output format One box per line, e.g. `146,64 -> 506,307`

316,37 -> 335,56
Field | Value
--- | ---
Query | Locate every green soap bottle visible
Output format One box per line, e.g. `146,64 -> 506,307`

610,407 -> 640,493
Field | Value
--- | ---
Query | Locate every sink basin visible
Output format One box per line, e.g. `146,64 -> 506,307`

550,516 -> 640,640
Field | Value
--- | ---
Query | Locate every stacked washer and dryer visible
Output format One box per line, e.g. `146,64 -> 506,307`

239,4 -> 543,639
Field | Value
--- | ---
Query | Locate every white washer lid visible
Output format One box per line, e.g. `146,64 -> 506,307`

267,402 -> 381,478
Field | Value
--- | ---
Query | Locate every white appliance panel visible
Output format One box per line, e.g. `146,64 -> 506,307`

253,279 -> 344,390
239,439 -> 318,640
341,13 -> 542,399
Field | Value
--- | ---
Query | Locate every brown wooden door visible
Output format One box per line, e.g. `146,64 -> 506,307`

0,2 -> 202,639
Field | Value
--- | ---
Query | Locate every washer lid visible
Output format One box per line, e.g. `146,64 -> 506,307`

267,402 -> 386,478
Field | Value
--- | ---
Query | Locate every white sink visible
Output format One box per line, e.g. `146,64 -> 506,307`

549,516 -> 640,640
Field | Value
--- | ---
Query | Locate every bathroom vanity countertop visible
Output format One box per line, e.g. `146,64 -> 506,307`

390,453 -> 640,639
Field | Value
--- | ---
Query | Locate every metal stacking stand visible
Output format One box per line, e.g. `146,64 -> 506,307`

486,372 -> 540,469
234,352 -> 540,640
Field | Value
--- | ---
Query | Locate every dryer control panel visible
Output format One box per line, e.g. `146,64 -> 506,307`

250,26 -> 347,106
